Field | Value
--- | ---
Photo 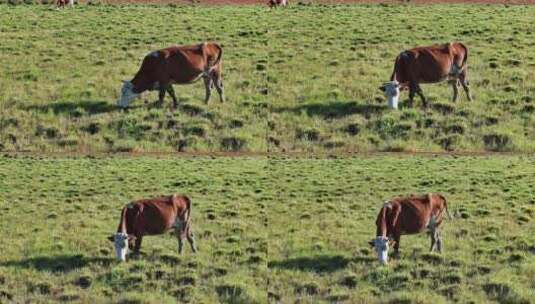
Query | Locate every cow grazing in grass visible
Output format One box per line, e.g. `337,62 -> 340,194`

369,193 -> 452,265
118,42 -> 224,109
56,0 -> 74,8
380,42 -> 472,109
268,0 -> 288,7
108,194 -> 197,262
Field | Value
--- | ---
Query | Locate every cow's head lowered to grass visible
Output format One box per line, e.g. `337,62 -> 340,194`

369,236 -> 394,265
117,80 -> 140,108
107,232 -> 135,262
379,80 -> 401,110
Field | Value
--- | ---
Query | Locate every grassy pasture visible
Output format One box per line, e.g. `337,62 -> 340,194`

0,5 -> 269,152
1,4 -> 535,153
0,155 -> 269,303
0,155 -> 534,302
268,4 -> 535,153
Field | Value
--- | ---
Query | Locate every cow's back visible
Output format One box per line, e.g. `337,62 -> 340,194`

403,46 -> 452,83
393,195 -> 434,234
127,197 -> 178,235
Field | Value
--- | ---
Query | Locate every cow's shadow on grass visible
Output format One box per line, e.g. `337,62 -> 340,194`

23,100 -> 131,116
268,254 -> 351,273
274,101 -> 387,119
0,254 -> 114,273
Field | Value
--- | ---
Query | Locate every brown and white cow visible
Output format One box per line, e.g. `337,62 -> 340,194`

268,0 -> 288,7
369,193 -> 452,264
56,0 -> 73,8
380,42 -> 472,109
118,42 -> 224,109
107,194 -> 197,262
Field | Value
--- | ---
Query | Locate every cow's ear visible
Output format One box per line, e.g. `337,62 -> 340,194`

107,235 -> 115,242
379,85 -> 386,92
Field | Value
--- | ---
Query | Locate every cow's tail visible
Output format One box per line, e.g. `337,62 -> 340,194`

177,195 -> 192,236
459,42 -> 469,70
184,195 -> 192,226
438,194 -> 453,220
205,42 -> 223,73
118,205 -> 129,234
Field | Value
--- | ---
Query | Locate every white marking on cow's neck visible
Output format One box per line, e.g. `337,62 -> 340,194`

383,201 -> 392,209
149,51 -> 159,58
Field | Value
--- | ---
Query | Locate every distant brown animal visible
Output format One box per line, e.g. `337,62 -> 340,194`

108,194 -> 197,262
268,0 -> 288,7
368,193 -> 452,264
56,0 -> 73,8
380,42 -> 472,109
118,42 -> 224,109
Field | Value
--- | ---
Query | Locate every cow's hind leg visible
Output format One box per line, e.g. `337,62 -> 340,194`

212,72 -> 225,103
450,79 -> 460,102
435,229 -> 443,253
429,226 -> 438,252
166,85 -> 178,109
187,230 -> 197,253
175,229 -> 185,254
460,71 -> 473,101
203,75 -> 213,104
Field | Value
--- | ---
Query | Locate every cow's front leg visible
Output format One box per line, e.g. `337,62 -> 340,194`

134,236 -> 143,253
166,85 -> 178,109
187,231 -> 197,253
408,83 -> 417,108
450,79 -> 460,102
203,76 -> 213,104
392,235 -> 401,258
157,87 -> 166,107
416,86 -> 428,109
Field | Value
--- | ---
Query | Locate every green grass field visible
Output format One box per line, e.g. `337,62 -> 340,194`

0,155 -> 533,302
1,4 -> 535,152
0,5 -> 269,152
268,4 -> 535,153
0,155 -> 269,303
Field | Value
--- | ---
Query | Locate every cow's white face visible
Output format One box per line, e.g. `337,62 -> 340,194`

372,236 -> 390,265
117,81 -> 140,108
380,81 -> 400,109
113,232 -> 130,262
